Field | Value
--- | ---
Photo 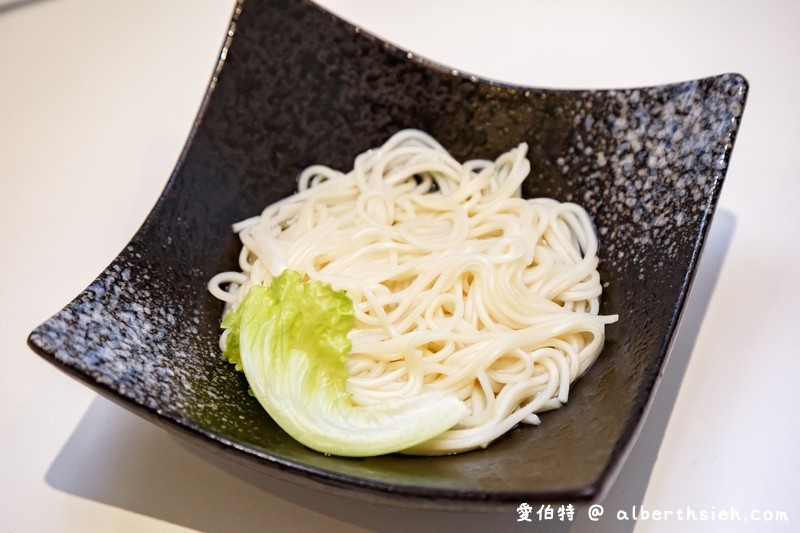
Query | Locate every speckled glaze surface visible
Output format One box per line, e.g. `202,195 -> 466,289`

28,0 -> 747,509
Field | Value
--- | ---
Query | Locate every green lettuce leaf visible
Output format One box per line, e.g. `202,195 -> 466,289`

221,304 -> 243,371
223,270 -> 467,457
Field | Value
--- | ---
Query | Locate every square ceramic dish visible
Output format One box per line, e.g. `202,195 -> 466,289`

28,0 -> 747,509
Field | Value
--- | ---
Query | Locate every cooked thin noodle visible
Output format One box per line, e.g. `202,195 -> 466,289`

209,129 -> 617,454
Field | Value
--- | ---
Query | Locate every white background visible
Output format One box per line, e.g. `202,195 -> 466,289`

1,1 -> 798,531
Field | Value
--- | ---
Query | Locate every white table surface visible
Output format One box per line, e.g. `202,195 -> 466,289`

2,1 -> 798,531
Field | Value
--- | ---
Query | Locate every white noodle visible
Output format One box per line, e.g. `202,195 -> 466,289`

209,129 -> 617,455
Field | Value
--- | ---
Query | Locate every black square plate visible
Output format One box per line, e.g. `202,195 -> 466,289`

28,0 -> 747,509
